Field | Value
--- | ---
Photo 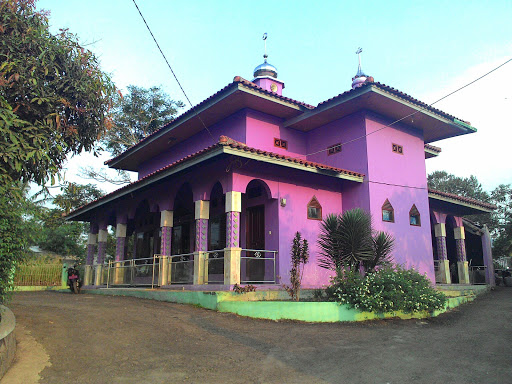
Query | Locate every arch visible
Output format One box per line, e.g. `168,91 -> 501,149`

409,204 -> 421,226
307,196 -> 322,220
382,199 -> 394,223
245,179 -> 272,200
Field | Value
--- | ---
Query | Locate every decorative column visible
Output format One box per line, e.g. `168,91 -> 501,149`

94,228 -> 108,286
84,231 -> 97,286
454,226 -> 470,284
114,223 -> 127,285
481,225 -> 495,287
434,223 -> 451,284
193,200 -> 209,285
224,191 -> 241,285
159,210 -> 173,286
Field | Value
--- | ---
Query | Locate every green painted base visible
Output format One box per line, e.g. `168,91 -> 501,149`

81,288 -> 480,323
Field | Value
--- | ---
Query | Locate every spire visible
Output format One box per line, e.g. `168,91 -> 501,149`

352,47 -> 373,89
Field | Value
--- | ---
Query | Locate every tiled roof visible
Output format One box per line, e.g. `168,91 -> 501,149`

104,77 -> 313,166
428,189 -> 496,210
424,144 -> 442,153
317,81 -> 469,124
69,136 -> 363,218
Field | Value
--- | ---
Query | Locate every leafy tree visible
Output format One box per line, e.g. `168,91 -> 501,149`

0,1 -> 114,302
81,85 -> 184,185
102,85 -> 184,157
318,209 -> 393,273
0,0 -> 116,186
427,171 -> 490,202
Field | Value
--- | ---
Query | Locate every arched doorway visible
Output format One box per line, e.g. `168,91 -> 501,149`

241,179 -> 277,284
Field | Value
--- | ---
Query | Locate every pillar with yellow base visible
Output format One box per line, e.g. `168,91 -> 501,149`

193,251 -> 207,285
224,247 -> 241,285
159,256 -> 169,286
454,226 -> 470,284
114,224 -> 127,285
83,265 -> 93,286
434,223 -> 451,284
94,264 -> 103,286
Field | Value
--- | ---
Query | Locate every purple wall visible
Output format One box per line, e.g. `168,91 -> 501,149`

138,111 -> 247,178
364,112 -> 434,281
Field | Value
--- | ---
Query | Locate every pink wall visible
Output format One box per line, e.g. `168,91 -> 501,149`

245,110 -> 307,159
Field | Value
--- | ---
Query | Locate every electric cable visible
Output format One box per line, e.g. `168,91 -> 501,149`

306,57 -> 512,157
131,0 -> 217,144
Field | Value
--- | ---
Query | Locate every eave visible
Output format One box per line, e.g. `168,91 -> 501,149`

425,144 -> 441,159
107,82 -> 310,172
428,190 -> 495,216
283,84 -> 477,143
67,139 -> 364,222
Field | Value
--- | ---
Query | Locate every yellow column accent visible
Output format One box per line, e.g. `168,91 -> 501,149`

458,261 -> 470,284
224,247 -> 241,285
225,191 -> 242,213
195,200 -> 210,220
116,223 -> 127,237
437,259 -> 451,284
98,229 -> 108,243
113,265 -> 125,285
434,223 -> 446,238
159,256 -> 169,286
160,210 -> 174,227
454,226 -> 465,240
94,265 -> 103,286
193,251 -> 207,285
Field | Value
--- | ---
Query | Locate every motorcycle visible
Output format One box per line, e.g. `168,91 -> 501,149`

67,265 -> 82,294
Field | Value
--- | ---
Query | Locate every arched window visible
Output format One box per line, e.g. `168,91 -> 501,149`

409,204 -> 421,226
307,196 -> 322,220
382,199 -> 394,223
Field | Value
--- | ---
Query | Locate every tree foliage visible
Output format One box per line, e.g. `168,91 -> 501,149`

0,0 -> 116,186
101,85 -> 184,157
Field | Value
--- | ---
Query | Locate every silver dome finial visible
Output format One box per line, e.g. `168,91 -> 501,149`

253,32 -> 277,78
352,47 -> 369,89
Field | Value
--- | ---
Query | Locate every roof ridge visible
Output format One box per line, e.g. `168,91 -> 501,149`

428,188 -> 496,209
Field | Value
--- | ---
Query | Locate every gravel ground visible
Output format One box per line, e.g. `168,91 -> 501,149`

3,287 -> 512,384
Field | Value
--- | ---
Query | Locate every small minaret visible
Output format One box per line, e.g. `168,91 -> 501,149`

252,33 -> 285,95
351,47 -> 373,89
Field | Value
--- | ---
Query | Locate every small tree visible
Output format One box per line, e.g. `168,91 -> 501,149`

283,232 -> 309,301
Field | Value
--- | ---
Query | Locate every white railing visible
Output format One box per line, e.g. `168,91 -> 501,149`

241,249 -> 277,284
469,265 -> 487,285
168,253 -> 194,285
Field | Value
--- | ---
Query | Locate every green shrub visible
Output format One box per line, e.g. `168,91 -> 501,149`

327,266 -> 447,313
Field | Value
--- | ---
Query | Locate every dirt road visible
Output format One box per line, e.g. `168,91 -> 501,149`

4,288 -> 512,384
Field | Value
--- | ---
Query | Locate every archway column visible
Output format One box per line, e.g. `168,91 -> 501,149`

224,191 -> 241,285
434,223 -> 451,284
84,231 -> 97,286
95,228 -> 108,286
159,210 -> 173,286
454,226 -> 470,284
193,200 -> 209,285
481,225 -> 495,286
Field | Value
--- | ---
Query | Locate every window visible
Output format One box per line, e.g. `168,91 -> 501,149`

409,204 -> 421,226
327,143 -> 342,156
382,199 -> 394,223
307,196 -> 322,220
392,143 -> 403,155
274,138 -> 288,150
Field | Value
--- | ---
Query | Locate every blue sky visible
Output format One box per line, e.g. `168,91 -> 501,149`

38,0 -> 512,193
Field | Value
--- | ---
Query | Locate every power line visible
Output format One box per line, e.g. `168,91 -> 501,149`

368,180 -> 427,190
306,57 -> 512,157
131,0 -> 216,144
